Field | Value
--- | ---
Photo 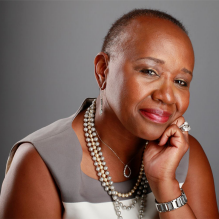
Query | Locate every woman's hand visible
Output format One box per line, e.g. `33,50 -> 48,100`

143,116 -> 189,202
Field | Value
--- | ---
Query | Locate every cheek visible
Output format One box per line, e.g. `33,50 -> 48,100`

176,91 -> 190,115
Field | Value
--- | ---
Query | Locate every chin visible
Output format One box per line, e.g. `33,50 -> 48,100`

137,125 -> 165,141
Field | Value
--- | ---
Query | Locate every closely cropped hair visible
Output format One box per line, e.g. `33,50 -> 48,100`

101,9 -> 188,56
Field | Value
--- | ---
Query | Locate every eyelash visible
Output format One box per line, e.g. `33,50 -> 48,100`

140,69 -> 158,76
175,80 -> 188,87
140,69 -> 188,87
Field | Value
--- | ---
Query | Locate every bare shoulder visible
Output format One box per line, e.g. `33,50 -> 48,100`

0,143 -> 63,218
182,135 -> 218,218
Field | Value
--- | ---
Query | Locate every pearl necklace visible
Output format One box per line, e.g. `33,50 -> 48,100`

83,99 -> 148,219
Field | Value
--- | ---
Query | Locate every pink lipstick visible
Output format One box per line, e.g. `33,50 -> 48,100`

140,109 -> 172,123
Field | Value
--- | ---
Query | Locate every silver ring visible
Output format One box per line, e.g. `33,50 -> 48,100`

179,121 -> 191,132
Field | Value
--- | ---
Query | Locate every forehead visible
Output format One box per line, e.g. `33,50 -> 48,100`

113,16 -> 194,68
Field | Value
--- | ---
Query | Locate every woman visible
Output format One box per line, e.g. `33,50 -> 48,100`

0,9 -> 218,219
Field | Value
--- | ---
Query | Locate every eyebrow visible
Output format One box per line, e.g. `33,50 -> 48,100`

136,57 -> 165,64
136,56 -> 193,78
181,68 -> 193,78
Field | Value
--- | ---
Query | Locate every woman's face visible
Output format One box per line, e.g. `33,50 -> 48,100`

104,17 -> 195,140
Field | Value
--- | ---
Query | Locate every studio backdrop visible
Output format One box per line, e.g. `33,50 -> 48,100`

1,1 -> 219,206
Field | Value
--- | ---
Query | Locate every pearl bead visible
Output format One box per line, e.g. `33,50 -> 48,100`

105,187 -> 109,191
102,161 -> 106,166
92,156 -> 97,160
110,186 -> 114,190
85,133 -> 89,137
96,167 -> 100,171
107,176 -> 111,180
115,206 -> 120,211
96,142 -> 100,146
101,157 -> 105,161
97,147 -> 101,151
105,171 -> 109,175
87,142 -> 92,147
103,166 -> 108,170
99,177 -> 103,182
91,152 -> 95,156
84,123 -> 88,127
92,132 -> 96,136
97,172 -> 102,176
84,128 -> 88,132
89,147 -> 93,151
116,211 -> 121,216
112,195 -> 117,200
91,127 -> 96,131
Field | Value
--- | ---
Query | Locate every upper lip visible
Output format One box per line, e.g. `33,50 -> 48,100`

140,108 -> 172,117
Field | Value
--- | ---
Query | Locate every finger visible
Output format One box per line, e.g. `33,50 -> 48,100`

171,116 -> 185,127
171,116 -> 190,141
158,124 -> 184,147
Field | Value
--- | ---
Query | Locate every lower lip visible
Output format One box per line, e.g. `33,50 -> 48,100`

140,110 -> 170,123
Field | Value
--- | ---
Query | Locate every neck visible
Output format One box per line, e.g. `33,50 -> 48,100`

94,96 -> 146,164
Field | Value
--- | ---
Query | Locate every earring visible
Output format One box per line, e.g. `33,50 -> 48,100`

100,90 -> 103,115
100,82 -> 106,115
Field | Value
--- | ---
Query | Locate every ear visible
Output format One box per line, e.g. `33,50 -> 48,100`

94,52 -> 109,90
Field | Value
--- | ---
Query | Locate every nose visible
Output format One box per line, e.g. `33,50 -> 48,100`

151,80 -> 176,105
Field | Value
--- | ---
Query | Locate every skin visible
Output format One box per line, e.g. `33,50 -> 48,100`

0,16 -> 218,218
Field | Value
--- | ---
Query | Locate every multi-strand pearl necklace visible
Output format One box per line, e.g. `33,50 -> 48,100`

83,99 -> 148,219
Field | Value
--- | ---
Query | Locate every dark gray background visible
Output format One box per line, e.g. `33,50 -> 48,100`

1,1 -> 218,207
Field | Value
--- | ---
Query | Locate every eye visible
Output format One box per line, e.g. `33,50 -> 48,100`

175,80 -> 188,87
140,69 -> 158,76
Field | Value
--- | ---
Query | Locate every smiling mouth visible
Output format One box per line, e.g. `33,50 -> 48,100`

140,109 -> 172,124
